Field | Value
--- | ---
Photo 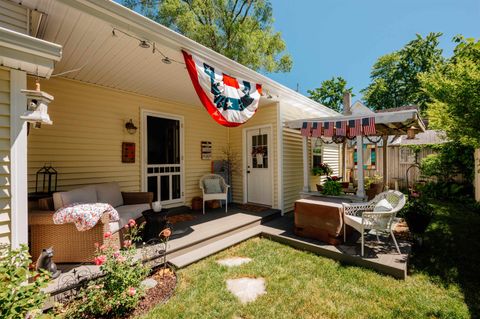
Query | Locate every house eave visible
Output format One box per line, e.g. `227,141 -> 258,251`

54,0 -> 337,117
0,26 -> 62,78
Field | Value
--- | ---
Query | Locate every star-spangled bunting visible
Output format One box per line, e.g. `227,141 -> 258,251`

183,50 -> 262,127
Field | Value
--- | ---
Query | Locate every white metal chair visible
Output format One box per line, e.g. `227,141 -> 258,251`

199,174 -> 230,215
343,190 -> 406,256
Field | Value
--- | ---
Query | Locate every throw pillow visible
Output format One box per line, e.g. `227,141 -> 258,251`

203,179 -> 222,194
373,198 -> 393,212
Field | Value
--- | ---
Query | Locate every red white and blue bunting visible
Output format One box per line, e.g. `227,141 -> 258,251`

300,117 -> 376,137
183,50 -> 262,127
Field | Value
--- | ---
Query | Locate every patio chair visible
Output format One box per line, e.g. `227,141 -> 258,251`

343,190 -> 406,256
199,174 -> 230,215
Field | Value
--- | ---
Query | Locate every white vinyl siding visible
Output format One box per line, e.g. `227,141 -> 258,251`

0,0 -> 28,34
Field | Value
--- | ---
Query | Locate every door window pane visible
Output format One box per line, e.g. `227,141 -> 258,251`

147,176 -> 158,202
172,175 -> 181,199
160,175 -> 170,201
147,116 -> 180,165
252,134 -> 268,168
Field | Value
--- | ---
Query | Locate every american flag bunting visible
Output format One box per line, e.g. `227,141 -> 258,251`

311,122 -> 322,137
324,121 -> 334,137
348,119 -> 362,137
362,117 -> 376,135
335,121 -> 347,136
300,122 -> 312,137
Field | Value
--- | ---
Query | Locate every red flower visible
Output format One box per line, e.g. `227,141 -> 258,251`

123,240 -> 132,248
124,224 -> 129,230
127,287 -> 136,296
128,219 -> 136,227
160,228 -> 172,238
104,231 -> 112,239
94,255 -> 107,266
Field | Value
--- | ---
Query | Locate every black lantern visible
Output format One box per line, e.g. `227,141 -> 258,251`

35,164 -> 58,194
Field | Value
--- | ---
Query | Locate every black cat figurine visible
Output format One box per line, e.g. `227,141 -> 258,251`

36,247 -> 61,279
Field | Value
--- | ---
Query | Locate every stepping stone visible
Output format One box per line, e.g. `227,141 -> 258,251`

226,277 -> 266,304
217,257 -> 252,267
141,278 -> 157,289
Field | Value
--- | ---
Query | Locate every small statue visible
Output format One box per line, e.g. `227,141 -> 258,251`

36,247 -> 61,279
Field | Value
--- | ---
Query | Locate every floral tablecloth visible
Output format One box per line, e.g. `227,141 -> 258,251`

53,203 -> 119,231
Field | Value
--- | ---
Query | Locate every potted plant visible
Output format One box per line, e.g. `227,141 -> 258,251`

365,174 -> 383,200
321,176 -> 343,196
401,197 -> 434,235
311,163 -> 333,191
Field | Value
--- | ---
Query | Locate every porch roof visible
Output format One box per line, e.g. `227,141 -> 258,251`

11,0 -> 337,117
284,108 -> 426,136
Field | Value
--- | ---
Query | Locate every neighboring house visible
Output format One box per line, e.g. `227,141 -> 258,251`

0,0 -> 340,247
344,102 -> 446,190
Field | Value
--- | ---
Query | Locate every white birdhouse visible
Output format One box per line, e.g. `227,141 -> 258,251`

20,81 -> 53,127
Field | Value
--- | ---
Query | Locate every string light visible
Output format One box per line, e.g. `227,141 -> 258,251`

111,28 -> 184,65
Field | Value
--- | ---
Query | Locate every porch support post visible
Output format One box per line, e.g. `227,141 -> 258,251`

342,142 -> 347,181
382,135 -> 388,190
356,134 -> 365,199
302,135 -> 310,192
10,70 -> 28,248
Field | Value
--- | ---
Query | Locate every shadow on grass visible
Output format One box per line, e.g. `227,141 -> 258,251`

409,201 -> 480,319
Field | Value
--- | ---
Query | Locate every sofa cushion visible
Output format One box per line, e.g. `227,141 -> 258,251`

53,186 -> 98,210
96,182 -> 124,208
109,203 -> 150,233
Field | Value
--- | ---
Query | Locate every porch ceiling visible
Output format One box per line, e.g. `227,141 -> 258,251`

12,0 -> 277,108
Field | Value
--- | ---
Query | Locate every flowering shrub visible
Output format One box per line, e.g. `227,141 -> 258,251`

0,244 -> 50,319
311,163 -> 333,176
63,220 -> 149,318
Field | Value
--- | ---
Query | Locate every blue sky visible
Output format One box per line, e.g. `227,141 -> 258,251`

266,0 -> 480,100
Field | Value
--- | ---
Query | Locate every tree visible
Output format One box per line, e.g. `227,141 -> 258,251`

421,36 -> 480,147
122,0 -> 292,73
361,32 -> 444,112
307,76 -> 354,113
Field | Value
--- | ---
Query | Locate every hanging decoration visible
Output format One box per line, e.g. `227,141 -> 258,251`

182,50 -> 262,127
299,116 -> 377,142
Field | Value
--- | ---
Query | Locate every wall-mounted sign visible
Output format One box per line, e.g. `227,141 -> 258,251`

201,141 -> 212,160
122,142 -> 135,163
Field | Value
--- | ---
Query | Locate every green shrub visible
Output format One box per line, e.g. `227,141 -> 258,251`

62,221 -> 149,318
0,244 -> 49,319
417,181 -> 473,200
321,180 -> 343,196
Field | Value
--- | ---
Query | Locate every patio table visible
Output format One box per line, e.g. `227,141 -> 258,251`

142,209 -> 169,243
294,197 -> 346,245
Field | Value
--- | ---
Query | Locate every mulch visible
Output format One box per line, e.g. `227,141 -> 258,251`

128,268 -> 177,318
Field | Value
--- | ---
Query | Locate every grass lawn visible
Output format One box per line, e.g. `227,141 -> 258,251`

142,201 -> 479,319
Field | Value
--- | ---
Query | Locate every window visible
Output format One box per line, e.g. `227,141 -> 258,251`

400,147 -> 416,164
312,139 -> 322,169
251,134 -> 268,168
354,145 -> 377,170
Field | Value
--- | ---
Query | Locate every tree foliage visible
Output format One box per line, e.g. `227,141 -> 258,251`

122,0 -> 292,73
421,37 -> 480,147
307,76 -> 354,113
361,32 -> 444,111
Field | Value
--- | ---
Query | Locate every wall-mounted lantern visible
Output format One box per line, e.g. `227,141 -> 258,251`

21,81 -> 53,128
125,119 -> 138,134
406,125 -> 419,140
35,163 -> 57,194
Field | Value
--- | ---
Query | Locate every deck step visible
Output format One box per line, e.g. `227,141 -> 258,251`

169,226 -> 262,268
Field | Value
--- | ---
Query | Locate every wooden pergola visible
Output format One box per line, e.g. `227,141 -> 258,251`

284,109 -> 426,199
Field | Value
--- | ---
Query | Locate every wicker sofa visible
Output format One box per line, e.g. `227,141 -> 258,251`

29,183 -> 153,263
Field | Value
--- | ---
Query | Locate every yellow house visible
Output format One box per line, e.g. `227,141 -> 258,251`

0,0 -> 341,248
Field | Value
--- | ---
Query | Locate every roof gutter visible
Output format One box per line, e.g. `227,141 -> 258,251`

55,0 -> 337,116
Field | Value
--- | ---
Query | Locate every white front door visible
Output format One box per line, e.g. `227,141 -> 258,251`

246,127 -> 272,206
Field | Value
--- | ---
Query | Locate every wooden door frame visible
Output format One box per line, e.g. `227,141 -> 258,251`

242,124 -> 274,206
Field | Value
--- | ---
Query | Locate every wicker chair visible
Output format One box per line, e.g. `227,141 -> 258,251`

343,190 -> 406,256
199,174 -> 229,214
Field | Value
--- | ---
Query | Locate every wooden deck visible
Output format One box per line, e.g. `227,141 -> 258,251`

45,204 -> 410,301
